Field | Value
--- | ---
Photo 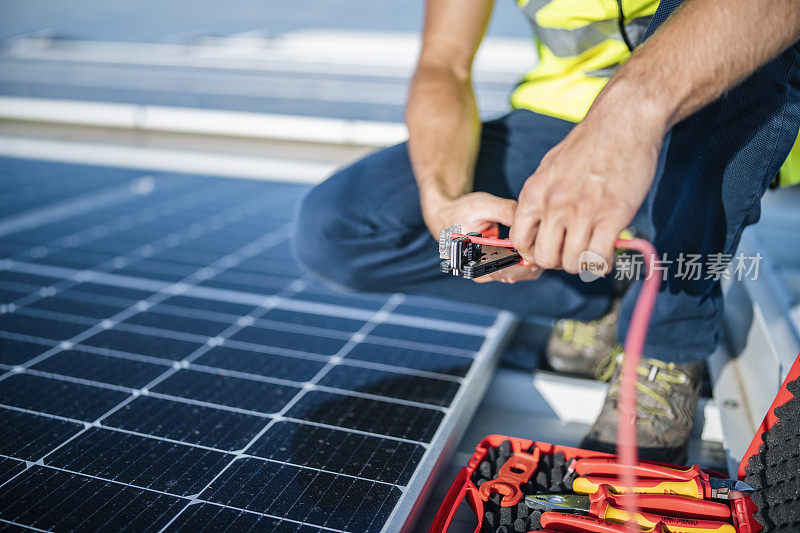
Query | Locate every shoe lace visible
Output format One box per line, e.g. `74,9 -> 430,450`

595,346 -> 692,419
555,317 -> 604,351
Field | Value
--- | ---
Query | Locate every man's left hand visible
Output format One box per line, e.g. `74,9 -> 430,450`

510,90 -> 667,275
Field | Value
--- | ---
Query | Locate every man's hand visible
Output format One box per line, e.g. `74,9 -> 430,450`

424,192 -> 543,283
422,191 -> 516,239
512,0 -> 800,277
510,88 -> 666,275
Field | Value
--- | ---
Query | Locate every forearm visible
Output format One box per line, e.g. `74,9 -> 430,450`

405,63 -> 481,209
595,0 -> 800,132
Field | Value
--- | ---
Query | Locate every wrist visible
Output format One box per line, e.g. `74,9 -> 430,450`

419,181 -> 464,211
595,68 -> 674,134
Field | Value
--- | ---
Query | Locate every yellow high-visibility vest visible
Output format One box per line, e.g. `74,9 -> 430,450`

511,0 -> 800,188
777,130 -> 800,187
512,0 -> 660,123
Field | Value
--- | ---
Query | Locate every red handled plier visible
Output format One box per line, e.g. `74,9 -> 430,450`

567,457 -> 753,502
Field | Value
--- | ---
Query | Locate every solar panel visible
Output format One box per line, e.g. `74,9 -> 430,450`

0,156 -> 514,532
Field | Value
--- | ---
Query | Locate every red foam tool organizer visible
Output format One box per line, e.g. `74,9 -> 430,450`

428,353 -> 800,533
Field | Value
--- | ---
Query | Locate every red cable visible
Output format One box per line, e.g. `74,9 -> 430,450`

614,237 -> 660,530
454,233 -> 662,529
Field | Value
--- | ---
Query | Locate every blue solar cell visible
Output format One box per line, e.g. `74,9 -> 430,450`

0,373 -> 128,420
260,308 -> 366,333
0,337 -> 53,366
0,271 -> 61,287
394,301 -> 496,326
124,311 -> 232,337
68,282 -> 155,301
46,428 -> 230,496
103,396 -> 267,451
26,296 -> 128,320
31,248 -> 116,269
250,420 -> 425,485
230,326 -> 348,356
290,290 -> 387,311
319,365 -> 459,407
159,295 -> 258,316
193,346 -> 325,382
32,349 -> 167,388
167,504 -> 326,533
115,258 -> 201,281
346,342 -> 472,377
286,391 -> 443,442
0,286 -> 28,304
80,329 -> 204,361
0,467 -> 186,531
198,270 -> 289,294
0,408 -> 83,460
152,369 -> 300,414
369,322 -> 485,352
0,312 -> 88,341
198,458 -> 400,533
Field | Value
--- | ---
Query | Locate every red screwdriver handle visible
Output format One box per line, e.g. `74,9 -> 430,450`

574,458 -> 705,481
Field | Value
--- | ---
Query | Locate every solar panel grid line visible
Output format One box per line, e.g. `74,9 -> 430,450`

0,176 -> 155,240
0,402 -> 87,429
304,385 -> 449,412
158,293 -> 408,532
54,341 -> 178,368
0,161 -> 512,532
0,299 -> 473,431
0,408 -> 421,490
172,504 -> 350,533
0,215 -> 306,500
356,336 -> 475,358
1,432 -> 409,494
3,260 -> 312,458
0,398 -> 430,462
274,416 -> 430,447
378,311 -> 517,531
2,367 -> 281,419
0,223 -> 295,379
5,258 -> 488,343
5,182 -> 290,271
0,221 -> 289,322
189,350 -> 465,385
0,517 -> 49,532
5,178 -> 243,263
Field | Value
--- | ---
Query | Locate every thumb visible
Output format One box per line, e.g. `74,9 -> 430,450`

477,195 -> 517,228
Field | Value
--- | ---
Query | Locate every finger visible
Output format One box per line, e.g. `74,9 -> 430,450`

562,219 -> 593,275
532,217 -> 566,270
475,194 -> 518,228
510,211 -> 540,264
472,264 -> 542,284
587,223 -> 621,274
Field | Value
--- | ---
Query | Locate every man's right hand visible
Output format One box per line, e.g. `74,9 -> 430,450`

422,192 -> 544,284
422,191 -> 517,240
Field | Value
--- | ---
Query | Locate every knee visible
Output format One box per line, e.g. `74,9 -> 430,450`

292,167 -> 375,292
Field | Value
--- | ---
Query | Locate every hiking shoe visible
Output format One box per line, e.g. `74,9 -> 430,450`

545,300 -> 620,378
580,347 -> 703,464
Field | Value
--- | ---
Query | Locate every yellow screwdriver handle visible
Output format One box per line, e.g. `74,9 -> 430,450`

574,477 -> 704,499
601,504 -> 736,533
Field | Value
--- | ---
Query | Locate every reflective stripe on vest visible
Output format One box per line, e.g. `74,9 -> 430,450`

512,0 -> 660,123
